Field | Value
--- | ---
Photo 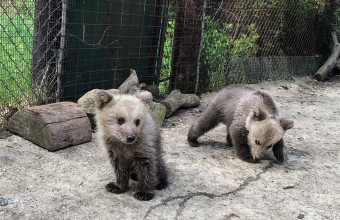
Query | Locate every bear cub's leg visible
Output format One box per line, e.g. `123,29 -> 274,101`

229,126 -> 257,163
227,132 -> 233,147
106,157 -> 129,194
155,159 -> 168,190
273,138 -> 285,162
133,157 -> 158,201
130,160 -> 168,191
188,105 -> 220,147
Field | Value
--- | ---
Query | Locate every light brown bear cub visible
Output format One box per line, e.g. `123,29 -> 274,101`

94,90 -> 168,201
188,85 -> 294,163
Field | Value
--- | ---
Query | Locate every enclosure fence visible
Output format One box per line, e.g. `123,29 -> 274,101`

0,0 -> 338,123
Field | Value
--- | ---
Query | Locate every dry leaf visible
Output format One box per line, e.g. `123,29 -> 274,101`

6,142 -> 14,148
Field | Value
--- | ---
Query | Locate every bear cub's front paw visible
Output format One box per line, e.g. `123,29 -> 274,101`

105,182 -> 127,194
134,192 -> 154,201
274,153 -> 285,162
155,180 -> 168,191
187,138 -> 199,147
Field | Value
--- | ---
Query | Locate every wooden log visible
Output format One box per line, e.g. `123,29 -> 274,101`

8,102 -> 92,151
314,32 -> 340,81
161,90 -> 200,117
118,69 -> 139,93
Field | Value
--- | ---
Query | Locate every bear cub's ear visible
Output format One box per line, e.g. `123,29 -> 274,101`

253,107 -> 268,121
94,90 -> 113,109
246,107 -> 268,129
135,90 -> 153,105
279,118 -> 294,131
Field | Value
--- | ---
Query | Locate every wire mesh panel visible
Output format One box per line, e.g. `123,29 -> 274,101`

63,0 -> 166,101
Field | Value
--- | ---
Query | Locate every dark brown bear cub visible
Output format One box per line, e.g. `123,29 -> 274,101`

188,85 -> 294,163
94,90 -> 168,201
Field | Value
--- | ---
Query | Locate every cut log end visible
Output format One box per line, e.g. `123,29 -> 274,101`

314,73 -> 324,82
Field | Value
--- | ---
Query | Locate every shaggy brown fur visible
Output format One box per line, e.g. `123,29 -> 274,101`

94,90 -> 168,201
188,85 -> 294,163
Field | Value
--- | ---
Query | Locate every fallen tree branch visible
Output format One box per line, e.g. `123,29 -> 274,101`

118,69 -> 139,93
334,59 -> 340,71
314,32 -> 340,81
161,90 -> 200,117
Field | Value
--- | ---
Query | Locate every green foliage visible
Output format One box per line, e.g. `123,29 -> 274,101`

200,16 -> 259,91
159,11 -> 175,94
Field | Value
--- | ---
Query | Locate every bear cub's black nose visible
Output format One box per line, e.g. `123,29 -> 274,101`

127,135 -> 136,142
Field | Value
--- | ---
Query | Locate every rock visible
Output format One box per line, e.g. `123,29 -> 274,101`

199,91 -> 218,109
149,102 -> 166,127
7,102 -> 92,151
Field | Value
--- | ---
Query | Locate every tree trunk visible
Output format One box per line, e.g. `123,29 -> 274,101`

155,0 -> 169,85
32,0 -> 62,103
169,0 -> 205,93
314,32 -> 340,81
146,0 -> 165,85
316,0 -> 337,56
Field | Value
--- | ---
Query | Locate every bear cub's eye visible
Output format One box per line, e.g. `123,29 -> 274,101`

117,118 -> 125,125
135,119 -> 140,126
255,140 -> 261,145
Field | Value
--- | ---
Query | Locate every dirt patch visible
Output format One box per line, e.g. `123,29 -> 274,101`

1,76 -> 340,219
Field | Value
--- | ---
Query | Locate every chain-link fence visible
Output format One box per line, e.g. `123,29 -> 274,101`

0,0 -> 35,121
0,0 -> 338,124
1,0 -> 166,118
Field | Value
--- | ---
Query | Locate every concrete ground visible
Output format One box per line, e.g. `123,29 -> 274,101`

0,76 -> 339,220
